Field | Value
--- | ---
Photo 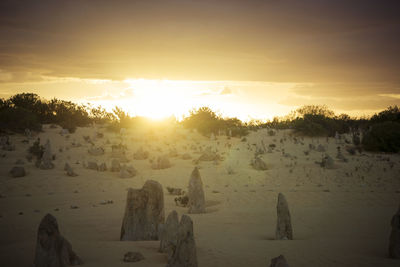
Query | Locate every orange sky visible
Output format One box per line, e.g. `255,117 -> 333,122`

0,0 -> 399,120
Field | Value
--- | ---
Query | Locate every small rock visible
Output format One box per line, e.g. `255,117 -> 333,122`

123,251 -> 144,262
10,166 -> 26,178
269,255 -> 290,267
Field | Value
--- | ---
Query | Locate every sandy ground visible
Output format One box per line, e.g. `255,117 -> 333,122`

0,124 -> 399,267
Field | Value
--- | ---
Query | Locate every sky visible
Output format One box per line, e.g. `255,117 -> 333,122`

0,0 -> 399,120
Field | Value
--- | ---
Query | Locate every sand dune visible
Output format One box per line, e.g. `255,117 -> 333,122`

0,124 -> 399,267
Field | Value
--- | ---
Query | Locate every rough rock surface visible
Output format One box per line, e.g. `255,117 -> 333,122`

251,156 -> 268,170
269,255 -> 290,267
166,214 -> 198,267
120,180 -> 165,241
159,210 -> 179,254
276,193 -> 293,240
389,206 -> 400,259
39,139 -> 54,169
33,213 -> 83,267
321,155 -> 335,169
10,166 -> 26,178
188,167 -> 206,214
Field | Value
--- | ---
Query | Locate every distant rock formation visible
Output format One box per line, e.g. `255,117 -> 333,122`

151,155 -> 172,170
167,187 -> 184,196
316,144 -> 326,152
181,153 -> 192,160
86,161 -> 98,171
133,147 -> 149,160
123,252 -> 145,262
166,214 -> 198,267
321,155 -> 335,169
120,180 -> 164,241
98,162 -> 107,172
111,159 -> 121,172
251,156 -> 268,170
275,193 -> 293,240
198,147 -> 221,161
389,205 -> 400,259
1,135 -> 15,151
39,139 -> 54,169
64,163 -> 78,177
88,146 -> 105,156
269,255 -> 290,267
33,213 -> 82,267
188,167 -> 206,214
119,164 -> 137,178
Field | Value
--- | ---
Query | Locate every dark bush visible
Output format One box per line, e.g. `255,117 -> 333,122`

370,106 -> 400,124
0,107 -> 42,132
182,107 -> 248,137
362,122 -> 400,153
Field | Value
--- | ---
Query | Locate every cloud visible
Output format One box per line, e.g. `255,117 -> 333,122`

0,0 -> 399,85
279,93 -> 400,112
85,88 -> 134,102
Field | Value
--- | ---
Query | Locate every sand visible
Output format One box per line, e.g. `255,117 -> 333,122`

0,124 -> 399,267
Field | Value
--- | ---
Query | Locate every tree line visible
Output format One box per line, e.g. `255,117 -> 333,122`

1,93 -> 399,152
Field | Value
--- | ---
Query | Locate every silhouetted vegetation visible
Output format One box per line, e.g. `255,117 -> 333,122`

0,93 -> 114,133
1,93 -> 399,153
361,106 -> 400,153
182,107 -> 248,137
362,122 -> 400,153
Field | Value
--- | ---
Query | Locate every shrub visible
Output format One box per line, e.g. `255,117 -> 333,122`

370,106 -> 400,124
362,122 -> 400,153
0,107 -> 42,132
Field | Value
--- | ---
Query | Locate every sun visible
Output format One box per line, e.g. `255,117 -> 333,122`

123,79 -> 195,120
